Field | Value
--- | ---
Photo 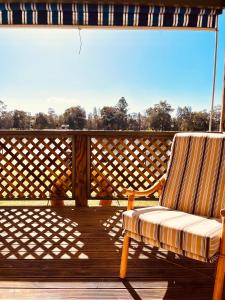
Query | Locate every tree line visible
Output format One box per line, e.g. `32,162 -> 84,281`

0,98 -> 221,131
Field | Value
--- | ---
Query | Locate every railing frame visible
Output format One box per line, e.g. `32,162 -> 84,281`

0,130 -> 176,206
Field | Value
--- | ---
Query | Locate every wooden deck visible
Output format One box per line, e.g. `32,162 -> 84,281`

0,206 -> 223,300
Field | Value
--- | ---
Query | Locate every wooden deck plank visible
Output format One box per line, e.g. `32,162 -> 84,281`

0,277 -> 214,288
0,268 -> 214,278
0,288 -> 215,300
0,258 -> 213,268
0,206 -> 223,300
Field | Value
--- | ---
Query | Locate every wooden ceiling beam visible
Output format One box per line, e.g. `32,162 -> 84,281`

0,0 -> 224,9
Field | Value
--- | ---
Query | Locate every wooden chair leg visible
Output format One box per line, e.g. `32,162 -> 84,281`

120,234 -> 130,279
213,255 -> 225,300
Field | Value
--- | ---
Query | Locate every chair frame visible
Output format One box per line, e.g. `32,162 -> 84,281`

119,177 -> 225,300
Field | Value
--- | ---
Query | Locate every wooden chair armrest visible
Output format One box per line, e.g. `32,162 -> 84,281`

221,209 -> 225,218
123,175 -> 166,210
220,209 -> 225,256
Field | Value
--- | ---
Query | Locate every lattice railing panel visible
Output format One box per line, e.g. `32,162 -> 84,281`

90,136 -> 173,199
0,136 -> 72,200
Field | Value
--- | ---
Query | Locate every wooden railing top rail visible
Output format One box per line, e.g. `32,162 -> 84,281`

0,130 -> 177,137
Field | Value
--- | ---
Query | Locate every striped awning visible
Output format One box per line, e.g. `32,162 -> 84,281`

0,3 -> 222,29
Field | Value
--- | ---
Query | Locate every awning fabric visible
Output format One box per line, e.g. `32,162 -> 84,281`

0,3 -> 222,29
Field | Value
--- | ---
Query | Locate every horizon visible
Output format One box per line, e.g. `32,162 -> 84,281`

0,12 -> 224,115
0,98 -> 222,117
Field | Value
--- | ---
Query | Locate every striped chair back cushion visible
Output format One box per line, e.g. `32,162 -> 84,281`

160,133 -> 225,219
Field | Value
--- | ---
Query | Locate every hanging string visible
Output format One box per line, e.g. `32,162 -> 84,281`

78,27 -> 83,55
209,21 -> 219,132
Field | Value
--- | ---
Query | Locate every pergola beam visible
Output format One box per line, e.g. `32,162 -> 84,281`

0,0 -> 224,9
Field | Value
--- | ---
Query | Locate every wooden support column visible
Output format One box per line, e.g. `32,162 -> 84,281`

209,28 -> 218,132
73,134 -> 89,207
220,57 -> 225,132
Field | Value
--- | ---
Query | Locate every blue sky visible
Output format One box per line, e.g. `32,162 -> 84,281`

0,12 -> 224,115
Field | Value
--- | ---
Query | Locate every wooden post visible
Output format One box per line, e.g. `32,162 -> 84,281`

209,29 -> 218,132
72,135 -> 76,205
127,194 -> 135,210
220,57 -> 225,132
74,134 -> 89,207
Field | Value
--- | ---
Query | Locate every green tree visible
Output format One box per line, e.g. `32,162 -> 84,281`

116,97 -> 128,130
34,113 -> 50,129
127,113 -> 140,131
176,106 -> 192,131
116,97 -> 128,114
0,101 -> 13,129
86,113 -> 94,130
191,111 -> 209,131
88,107 -> 102,129
13,110 -> 31,129
100,106 -> 118,130
0,100 -> 7,114
176,106 -> 209,131
0,111 -> 13,129
211,105 -> 221,131
48,107 -> 58,128
146,101 -> 173,131
63,106 -> 86,129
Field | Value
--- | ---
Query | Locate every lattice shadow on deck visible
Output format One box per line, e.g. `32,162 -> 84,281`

0,207 -> 221,300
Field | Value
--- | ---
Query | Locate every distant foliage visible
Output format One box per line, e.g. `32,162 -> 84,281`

146,101 -> 174,131
0,99 -> 221,131
34,113 -> 51,129
62,106 -> 86,130
99,97 -> 129,130
13,110 -> 31,130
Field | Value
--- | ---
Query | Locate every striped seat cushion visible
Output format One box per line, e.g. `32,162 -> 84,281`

123,206 -> 222,262
160,133 -> 225,219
